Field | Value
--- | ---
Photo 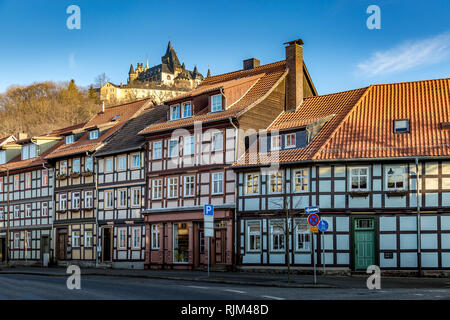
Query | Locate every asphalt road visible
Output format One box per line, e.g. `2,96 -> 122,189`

1,274 -> 450,300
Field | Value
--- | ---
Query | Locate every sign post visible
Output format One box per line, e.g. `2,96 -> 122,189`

307,210 -> 320,285
204,204 -> 214,277
318,219 -> 329,276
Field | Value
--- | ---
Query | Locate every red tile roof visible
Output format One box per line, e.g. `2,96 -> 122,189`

45,99 -> 151,159
235,78 -> 450,166
139,61 -> 288,135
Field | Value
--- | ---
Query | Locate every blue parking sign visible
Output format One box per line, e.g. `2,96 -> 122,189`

318,220 -> 329,232
204,204 -> 214,216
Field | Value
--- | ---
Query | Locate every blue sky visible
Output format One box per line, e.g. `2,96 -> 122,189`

0,0 -> 449,94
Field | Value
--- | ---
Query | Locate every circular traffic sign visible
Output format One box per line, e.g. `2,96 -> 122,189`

308,213 -> 319,227
318,220 -> 329,232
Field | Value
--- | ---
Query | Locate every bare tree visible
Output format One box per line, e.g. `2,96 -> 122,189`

94,73 -> 110,88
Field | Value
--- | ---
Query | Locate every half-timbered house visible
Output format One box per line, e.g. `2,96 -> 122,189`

45,99 -> 151,267
233,78 -> 450,273
94,105 -> 168,269
0,133 -> 62,266
139,39 -> 317,270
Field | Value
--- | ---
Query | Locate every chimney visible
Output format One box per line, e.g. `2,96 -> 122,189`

101,101 -> 105,113
243,58 -> 260,71
284,38 -> 304,110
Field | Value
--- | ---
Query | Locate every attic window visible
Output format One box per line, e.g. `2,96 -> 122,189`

211,94 -> 223,112
89,130 -> 99,140
0,150 -> 5,164
394,119 -> 409,133
111,115 -> 120,121
21,143 -> 37,160
440,122 -> 450,130
65,135 -> 74,144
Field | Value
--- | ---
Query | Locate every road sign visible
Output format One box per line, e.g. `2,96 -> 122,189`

305,206 -> 319,214
310,226 -> 318,233
204,204 -> 214,237
308,213 -> 320,227
318,220 -> 329,232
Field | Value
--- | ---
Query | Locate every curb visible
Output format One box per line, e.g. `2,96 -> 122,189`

0,271 -> 337,289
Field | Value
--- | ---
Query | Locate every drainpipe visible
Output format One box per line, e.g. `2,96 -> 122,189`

219,88 -> 227,110
229,117 -> 238,268
42,162 -> 54,267
91,152 -> 99,267
415,157 -> 422,276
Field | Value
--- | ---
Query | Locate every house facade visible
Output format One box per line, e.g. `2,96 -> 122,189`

45,99 -> 151,266
139,39 -> 317,270
233,79 -> 450,273
94,106 -> 168,269
0,134 -> 62,266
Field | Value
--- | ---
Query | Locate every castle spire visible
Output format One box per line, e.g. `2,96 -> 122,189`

207,68 -> 211,77
129,63 -> 134,74
145,57 -> 149,70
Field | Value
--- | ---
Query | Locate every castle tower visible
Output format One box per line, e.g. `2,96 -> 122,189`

128,64 -> 137,83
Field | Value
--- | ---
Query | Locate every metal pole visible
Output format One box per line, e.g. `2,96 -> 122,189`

416,158 -> 422,277
322,231 -> 325,275
313,233 -> 316,285
207,237 -> 210,277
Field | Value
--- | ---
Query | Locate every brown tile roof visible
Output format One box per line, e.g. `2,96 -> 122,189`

0,135 -> 15,146
45,99 -> 151,160
235,78 -> 450,166
139,61 -> 288,135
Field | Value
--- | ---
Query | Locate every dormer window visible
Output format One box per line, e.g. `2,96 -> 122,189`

182,102 -> 192,118
0,150 -> 5,164
21,143 -> 37,160
394,119 -> 409,133
285,133 -> 296,148
170,104 -> 181,120
89,130 -> 99,140
65,135 -> 74,144
271,135 -> 281,151
211,94 -> 223,112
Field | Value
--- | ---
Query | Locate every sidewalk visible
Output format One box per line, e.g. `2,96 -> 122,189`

1,266 -> 449,289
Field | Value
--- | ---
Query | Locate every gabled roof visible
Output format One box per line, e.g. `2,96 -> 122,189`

94,105 -> 169,157
0,135 -> 16,147
139,61 -> 289,135
45,99 -> 152,160
234,78 -> 450,166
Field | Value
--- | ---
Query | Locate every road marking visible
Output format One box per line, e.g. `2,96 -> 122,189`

261,295 -> 286,300
224,289 -> 246,294
187,285 -> 210,290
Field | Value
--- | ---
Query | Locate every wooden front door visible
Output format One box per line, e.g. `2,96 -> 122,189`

102,227 -> 112,262
353,218 -> 376,270
57,231 -> 67,261
213,229 -> 226,264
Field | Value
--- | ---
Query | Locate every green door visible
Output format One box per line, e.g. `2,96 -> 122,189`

353,218 -> 375,270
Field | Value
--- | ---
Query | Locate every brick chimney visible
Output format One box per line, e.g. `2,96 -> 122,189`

284,39 -> 304,110
243,58 -> 260,71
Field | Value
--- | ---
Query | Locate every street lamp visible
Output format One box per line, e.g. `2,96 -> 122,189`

0,165 -> 10,266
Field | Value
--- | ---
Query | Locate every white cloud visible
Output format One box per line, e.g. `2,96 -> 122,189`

357,32 -> 450,77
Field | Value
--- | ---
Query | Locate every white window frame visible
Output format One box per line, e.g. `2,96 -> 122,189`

285,133 -> 296,148
184,175 -> 195,197
85,157 -> 93,172
89,130 -> 99,140
170,104 -> 181,120
25,203 -> 32,218
41,202 -> 48,217
211,94 -> 222,112
84,190 -> 93,209
394,119 -> 409,133
132,227 -> 141,249
295,218 -> 311,252
152,179 -> 163,200
65,135 -> 74,144
182,101 -> 192,118
13,205 -> 19,219
25,172 -> 31,189
168,139 -> 178,158
72,231 -> 81,248
0,207 -> 3,220
293,168 -> 309,192
167,177 -> 178,198
184,136 -> 194,156
117,189 -> 127,208
269,171 -> 283,194
270,220 -> 286,252
131,187 -> 141,207
350,167 -> 369,191
0,150 -> 6,164
118,228 -> 127,250
73,158 -> 81,174
84,231 -> 93,248
72,192 -> 80,210
104,190 -> 114,209
271,135 -> 281,151
151,225 -> 160,249
118,155 -> 127,171
211,172 -> 224,195
212,131 -> 223,152
59,194 -> 67,211
385,165 -> 407,191
105,157 -> 113,173
41,169 -> 48,186
14,174 -> 20,190
14,232 -> 20,249
152,141 -> 162,160
246,221 -> 261,252
245,173 -> 259,195
60,160 -> 67,175
131,153 -> 140,169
